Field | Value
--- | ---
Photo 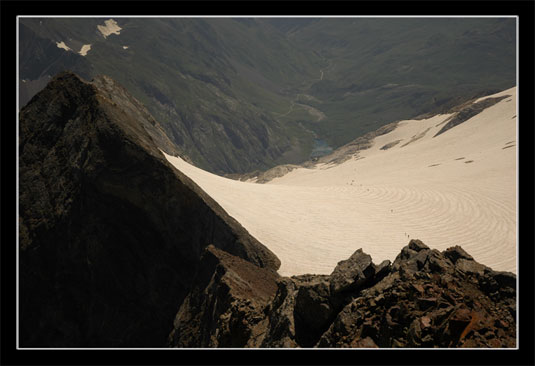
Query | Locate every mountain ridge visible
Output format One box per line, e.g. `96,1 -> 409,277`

169,240 -> 516,348
19,71 -> 279,347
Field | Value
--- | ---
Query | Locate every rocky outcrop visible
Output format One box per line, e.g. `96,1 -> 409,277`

380,139 -> 402,150
170,240 -> 516,348
260,274 -> 334,347
167,245 -> 279,347
434,95 -> 510,137
316,241 -> 516,348
19,72 -> 279,347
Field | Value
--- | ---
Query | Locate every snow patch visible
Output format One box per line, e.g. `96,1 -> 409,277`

79,44 -> 92,56
97,19 -> 122,38
56,41 -> 71,52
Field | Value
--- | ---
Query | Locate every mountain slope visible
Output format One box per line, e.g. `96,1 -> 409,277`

19,72 -> 279,347
265,17 -> 516,149
19,18 -> 516,174
19,18 -> 325,174
164,87 -> 517,276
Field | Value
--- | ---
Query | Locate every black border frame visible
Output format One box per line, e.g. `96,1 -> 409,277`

2,1 -> 534,365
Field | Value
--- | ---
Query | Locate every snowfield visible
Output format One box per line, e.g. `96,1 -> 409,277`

97,19 -> 122,38
164,87 -> 517,276
79,44 -> 91,56
56,41 -> 71,51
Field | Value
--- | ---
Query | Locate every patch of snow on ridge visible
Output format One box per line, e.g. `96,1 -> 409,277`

97,19 -> 122,38
163,87 -> 517,277
79,44 -> 92,56
56,41 -> 71,51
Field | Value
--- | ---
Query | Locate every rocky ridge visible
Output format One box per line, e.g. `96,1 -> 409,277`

169,240 -> 516,348
433,95 -> 510,137
19,72 -> 279,347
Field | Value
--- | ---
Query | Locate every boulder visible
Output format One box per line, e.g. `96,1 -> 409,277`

443,246 -> 474,264
491,271 -> 517,289
408,239 -> 430,252
373,260 -> 391,281
351,336 -> 378,348
330,249 -> 375,295
294,275 -> 335,347
456,258 -> 487,276
260,278 -> 300,347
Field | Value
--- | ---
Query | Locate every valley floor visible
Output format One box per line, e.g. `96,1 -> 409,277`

164,87 -> 517,276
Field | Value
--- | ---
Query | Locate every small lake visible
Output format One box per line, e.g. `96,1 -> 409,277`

310,139 -> 333,158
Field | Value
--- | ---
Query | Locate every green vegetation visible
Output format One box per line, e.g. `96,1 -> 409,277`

268,18 -> 516,148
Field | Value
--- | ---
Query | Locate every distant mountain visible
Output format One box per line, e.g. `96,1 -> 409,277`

19,18 -> 516,174
18,72 -> 279,347
268,17 -> 516,149
19,18 -> 324,175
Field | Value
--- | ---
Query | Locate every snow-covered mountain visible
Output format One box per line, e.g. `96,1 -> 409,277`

164,87 -> 517,276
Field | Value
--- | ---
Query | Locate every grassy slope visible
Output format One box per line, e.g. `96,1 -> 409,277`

20,18 -> 324,174
275,18 -> 516,148
20,17 -> 516,173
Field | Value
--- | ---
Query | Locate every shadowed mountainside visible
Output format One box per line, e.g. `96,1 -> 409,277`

19,72 -> 279,347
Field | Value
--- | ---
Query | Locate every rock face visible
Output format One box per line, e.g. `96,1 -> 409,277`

434,95 -> 510,137
170,240 -> 516,348
19,72 -> 279,347
330,249 -> 375,295
167,245 -> 279,347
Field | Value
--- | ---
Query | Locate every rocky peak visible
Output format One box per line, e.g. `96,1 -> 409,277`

19,71 -> 279,347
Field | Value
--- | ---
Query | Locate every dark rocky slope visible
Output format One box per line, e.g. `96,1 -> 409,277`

19,72 -> 279,347
434,95 -> 510,137
168,245 -> 279,347
169,240 -> 516,348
